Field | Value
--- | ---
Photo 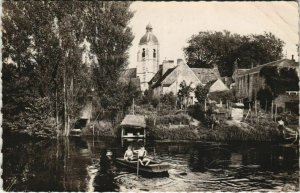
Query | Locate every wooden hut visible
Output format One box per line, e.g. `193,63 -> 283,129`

120,115 -> 146,138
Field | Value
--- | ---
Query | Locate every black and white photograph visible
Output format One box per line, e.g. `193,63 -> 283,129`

2,1 -> 299,192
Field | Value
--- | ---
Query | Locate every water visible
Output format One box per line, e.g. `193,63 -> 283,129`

3,135 -> 299,192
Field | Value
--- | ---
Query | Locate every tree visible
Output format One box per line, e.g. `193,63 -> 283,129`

177,81 -> 194,109
161,92 -> 177,107
184,31 -> 284,77
260,66 -> 299,97
194,84 -> 209,104
2,1 -> 134,136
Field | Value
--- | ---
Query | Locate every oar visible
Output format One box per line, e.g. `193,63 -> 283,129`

137,154 -> 139,177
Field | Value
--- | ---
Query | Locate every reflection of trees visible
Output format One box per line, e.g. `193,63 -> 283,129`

188,145 -> 231,172
3,136 -> 91,191
241,144 -> 299,171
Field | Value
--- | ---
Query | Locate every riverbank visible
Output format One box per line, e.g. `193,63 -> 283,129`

3,111 -> 294,143
147,119 -> 282,142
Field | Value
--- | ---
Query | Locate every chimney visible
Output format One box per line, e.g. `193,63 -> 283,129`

162,60 -> 175,75
177,58 -> 184,66
291,55 -> 294,61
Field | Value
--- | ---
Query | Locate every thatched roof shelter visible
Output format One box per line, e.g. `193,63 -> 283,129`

120,115 -> 146,128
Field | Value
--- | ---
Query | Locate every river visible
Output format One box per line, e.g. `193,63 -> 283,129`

2,135 -> 299,191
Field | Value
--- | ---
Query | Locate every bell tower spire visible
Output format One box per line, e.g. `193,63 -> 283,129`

136,24 -> 160,92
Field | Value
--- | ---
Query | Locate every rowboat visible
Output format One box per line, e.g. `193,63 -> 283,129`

115,158 -> 170,175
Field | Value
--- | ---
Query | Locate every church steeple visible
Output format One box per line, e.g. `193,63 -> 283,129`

136,24 -> 160,91
146,23 -> 153,32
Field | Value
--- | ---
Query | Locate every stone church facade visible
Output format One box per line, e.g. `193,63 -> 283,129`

136,24 -> 160,91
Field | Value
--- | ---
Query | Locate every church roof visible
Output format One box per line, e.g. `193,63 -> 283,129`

139,24 -> 159,45
191,67 -> 221,85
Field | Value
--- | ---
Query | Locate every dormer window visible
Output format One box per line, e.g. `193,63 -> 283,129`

142,48 -> 145,58
153,49 -> 156,58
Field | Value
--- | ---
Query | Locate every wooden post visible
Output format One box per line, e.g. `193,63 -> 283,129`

93,125 -> 95,137
275,104 -> 277,122
137,154 -> 139,177
255,100 -> 258,118
249,103 -> 252,123
271,100 -> 274,120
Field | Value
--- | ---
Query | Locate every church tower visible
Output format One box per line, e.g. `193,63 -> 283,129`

137,24 -> 160,92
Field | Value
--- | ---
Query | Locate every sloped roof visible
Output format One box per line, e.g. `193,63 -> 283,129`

151,67 -> 176,88
191,68 -> 220,84
235,59 -> 298,77
149,67 -> 163,85
120,114 -> 146,128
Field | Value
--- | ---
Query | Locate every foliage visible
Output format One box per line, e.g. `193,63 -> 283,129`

148,125 -> 200,140
208,90 -> 235,102
151,97 -> 160,108
2,1 -> 134,136
100,81 -> 141,111
184,31 -> 284,76
150,113 -> 191,126
161,92 -> 177,107
177,80 -> 194,109
81,121 -> 116,137
260,66 -> 299,97
256,87 -> 273,110
195,84 -> 208,103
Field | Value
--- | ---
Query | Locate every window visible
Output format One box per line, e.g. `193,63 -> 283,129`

153,49 -> 156,58
142,48 -> 145,58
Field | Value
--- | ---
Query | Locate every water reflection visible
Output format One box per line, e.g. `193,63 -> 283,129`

2,135 -> 299,192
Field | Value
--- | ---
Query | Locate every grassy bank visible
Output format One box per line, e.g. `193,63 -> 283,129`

147,119 -> 282,142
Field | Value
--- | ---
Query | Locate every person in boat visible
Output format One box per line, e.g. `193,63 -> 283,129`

134,146 -> 151,166
124,145 -> 134,161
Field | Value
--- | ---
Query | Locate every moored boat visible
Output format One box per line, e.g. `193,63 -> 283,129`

115,158 -> 170,175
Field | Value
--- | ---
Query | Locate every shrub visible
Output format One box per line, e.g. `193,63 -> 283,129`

81,121 -> 116,137
146,113 -> 191,126
148,125 -> 200,140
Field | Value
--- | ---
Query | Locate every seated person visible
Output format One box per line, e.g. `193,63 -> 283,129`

124,145 -> 134,161
134,146 -> 150,166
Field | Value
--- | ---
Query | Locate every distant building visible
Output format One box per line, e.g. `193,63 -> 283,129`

136,24 -> 160,91
149,59 -> 201,104
232,58 -> 299,101
191,66 -> 221,85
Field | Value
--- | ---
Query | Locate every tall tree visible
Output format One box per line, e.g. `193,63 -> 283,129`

2,1 -> 134,136
177,81 -> 194,109
184,31 -> 284,76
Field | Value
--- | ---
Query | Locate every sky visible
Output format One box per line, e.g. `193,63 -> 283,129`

127,1 -> 299,69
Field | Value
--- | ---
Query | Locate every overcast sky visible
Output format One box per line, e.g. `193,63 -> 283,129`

127,1 -> 298,68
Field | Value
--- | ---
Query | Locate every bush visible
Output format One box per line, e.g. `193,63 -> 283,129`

151,97 -> 159,108
148,125 -> 200,140
81,121 -> 116,137
146,113 -> 191,126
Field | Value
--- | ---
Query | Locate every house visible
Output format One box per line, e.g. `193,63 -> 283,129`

233,58 -> 298,101
149,59 -> 202,104
205,79 -> 229,93
191,66 -> 220,85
